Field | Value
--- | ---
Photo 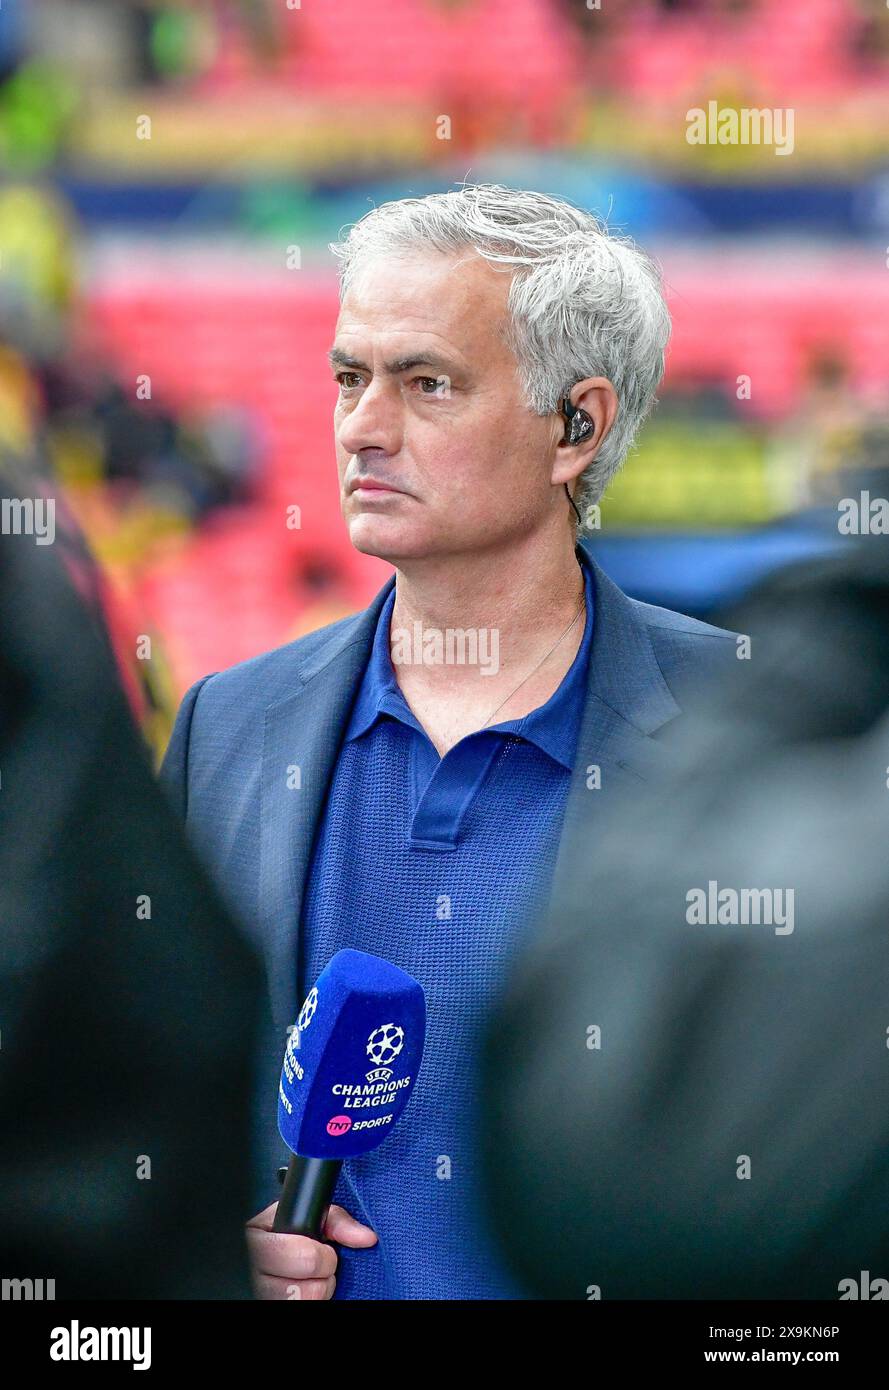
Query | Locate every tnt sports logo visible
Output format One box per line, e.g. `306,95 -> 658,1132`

367,1023 -> 404,1068
298,988 -> 318,1032
327,1114 -> 352,1137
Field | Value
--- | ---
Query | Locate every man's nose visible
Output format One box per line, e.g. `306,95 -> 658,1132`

336,380 -> 402,458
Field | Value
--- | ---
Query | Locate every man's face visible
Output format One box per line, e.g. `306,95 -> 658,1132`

330,251 -> 560,562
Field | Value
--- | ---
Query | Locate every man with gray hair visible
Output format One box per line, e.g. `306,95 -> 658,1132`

162,183 -> 737,1299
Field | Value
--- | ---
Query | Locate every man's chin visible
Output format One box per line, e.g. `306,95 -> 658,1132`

347,515 -> 432,563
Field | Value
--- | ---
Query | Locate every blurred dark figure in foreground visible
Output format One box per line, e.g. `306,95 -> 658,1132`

0,501 -> 263,1298
482,541 -> 889,1299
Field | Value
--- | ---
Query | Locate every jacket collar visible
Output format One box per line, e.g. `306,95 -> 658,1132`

290,542 -> 680,729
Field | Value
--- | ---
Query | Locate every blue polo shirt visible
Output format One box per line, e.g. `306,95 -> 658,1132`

299,550 -> 594,1299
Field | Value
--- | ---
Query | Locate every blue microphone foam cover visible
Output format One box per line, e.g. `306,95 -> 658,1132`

278,948 -> 426,1159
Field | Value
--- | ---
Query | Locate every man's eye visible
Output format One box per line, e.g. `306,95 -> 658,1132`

336,372 -> 363,389
415,376 -> 443,394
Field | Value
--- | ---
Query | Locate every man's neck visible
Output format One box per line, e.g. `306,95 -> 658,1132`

386,532 -> 586,755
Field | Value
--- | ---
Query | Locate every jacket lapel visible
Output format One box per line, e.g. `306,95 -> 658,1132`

260,575 -> 395,1038
554,548 -> 683,870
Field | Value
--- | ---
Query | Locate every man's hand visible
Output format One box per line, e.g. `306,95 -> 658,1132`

246,1201 -> 378,1300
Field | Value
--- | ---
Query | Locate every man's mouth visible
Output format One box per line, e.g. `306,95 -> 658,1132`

349,478 -> 406,495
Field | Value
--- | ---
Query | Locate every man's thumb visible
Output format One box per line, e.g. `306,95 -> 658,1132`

323,1203 -> 378,1248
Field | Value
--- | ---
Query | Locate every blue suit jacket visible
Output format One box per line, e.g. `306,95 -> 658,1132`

160,543 -> 737,1216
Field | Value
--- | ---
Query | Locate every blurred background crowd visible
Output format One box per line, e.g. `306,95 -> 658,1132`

1,0 -> 888,756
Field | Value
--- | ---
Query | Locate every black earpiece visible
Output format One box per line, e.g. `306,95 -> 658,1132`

561,395 -> 595,446
561,396 -> 591,523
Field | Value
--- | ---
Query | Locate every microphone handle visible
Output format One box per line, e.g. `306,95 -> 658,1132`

273,1155 -> 343,1239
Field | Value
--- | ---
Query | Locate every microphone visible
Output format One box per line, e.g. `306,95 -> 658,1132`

273,948 -> 426,1238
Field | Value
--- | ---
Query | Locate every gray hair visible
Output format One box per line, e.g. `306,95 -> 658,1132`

329,183 -> 671,523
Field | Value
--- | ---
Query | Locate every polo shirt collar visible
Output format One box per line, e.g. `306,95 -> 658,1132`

344,548 -> 595,771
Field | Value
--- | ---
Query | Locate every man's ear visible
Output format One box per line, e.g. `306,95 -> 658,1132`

551,377 -> 618,488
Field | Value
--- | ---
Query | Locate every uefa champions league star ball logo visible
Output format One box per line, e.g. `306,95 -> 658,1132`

366,1023 -> 404,1067
298,988 -> 318,1032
